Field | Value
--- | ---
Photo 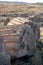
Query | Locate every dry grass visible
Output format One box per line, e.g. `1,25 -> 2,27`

0,3 -> 43,22
0,4 -> 43,16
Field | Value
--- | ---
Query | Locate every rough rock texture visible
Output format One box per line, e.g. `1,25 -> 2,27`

7,17 -> 30,25
24,22 -> 40,41
0,17 -> 40,65
10,21 -> 40,58
0,37 -> 11,65
7,17 -> 40,41
3,17 -> 40,58
16,23 -> 36,57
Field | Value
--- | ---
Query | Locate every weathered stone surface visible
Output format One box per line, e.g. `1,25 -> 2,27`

0,17 -> 40,59
28,22 -> 40,41
0,37 -> 11,65
7,17 -> 29,25
16,23 -> 36,57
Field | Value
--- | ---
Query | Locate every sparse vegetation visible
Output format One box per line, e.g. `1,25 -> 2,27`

0,3 -> 43,23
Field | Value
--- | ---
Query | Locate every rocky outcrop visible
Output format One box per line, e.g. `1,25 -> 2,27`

0,17 -> 40,65
7,17 -> 30,25
0,21 -> 40,58
17,23 -> 36,57
17,21 -> 40,57
0,17 -> 39,58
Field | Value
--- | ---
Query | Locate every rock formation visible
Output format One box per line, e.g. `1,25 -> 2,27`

7,17 -> 40,57
0,17 -> 40,65
7,17 -> 30,25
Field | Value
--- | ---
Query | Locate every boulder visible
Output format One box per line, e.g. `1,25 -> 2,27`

16,23 -> 36,57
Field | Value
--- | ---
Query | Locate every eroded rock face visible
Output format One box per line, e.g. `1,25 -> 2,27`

7,17 -> 30,25
16,23 -> 36,57
0,17 -> 40,61
6,17 -> 40,58
10,22 -> 40,58
25,22 -> 40,41
0,37 -> 11,65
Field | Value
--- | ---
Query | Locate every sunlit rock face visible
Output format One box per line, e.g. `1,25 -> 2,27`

7,17 -> 40,58
0,17 -> 40,58
7,17 -> 31,25
0,37 -> 11,65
